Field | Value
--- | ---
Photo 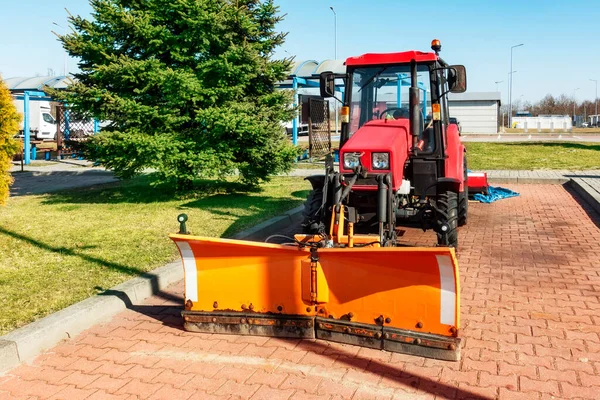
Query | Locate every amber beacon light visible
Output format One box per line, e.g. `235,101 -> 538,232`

431,39 -> 441,54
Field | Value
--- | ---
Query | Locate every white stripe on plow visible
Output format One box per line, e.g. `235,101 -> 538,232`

175,241 -> 198,302
436,254 -> 456,326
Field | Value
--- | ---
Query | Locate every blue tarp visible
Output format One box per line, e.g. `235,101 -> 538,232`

474,186 -> 520,203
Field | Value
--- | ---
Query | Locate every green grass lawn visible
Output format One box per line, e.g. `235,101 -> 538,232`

465,142 -> 600,170
0,175 -> 310,335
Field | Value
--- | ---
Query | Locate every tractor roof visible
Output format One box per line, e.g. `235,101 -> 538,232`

345,51 -> 438,67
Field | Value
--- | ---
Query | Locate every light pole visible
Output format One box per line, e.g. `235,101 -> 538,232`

495,80 -> 503,92
509,43 -> 524,128
591,79 -> 598,126
329,6 -> 338,135
329,6 -> 337,59
573,87 -> 580,125
507,71 -> 516,127
53,22 -> 67,76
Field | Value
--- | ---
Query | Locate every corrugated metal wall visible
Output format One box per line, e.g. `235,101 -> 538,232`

449,100 -> 498,134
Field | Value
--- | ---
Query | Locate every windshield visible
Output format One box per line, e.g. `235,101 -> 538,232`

348,65 -> 432,136
42,113 -> 55,124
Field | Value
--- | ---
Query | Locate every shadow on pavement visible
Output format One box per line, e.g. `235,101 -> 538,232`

10,170 -> 117,197
294,340 -> 492,400
99,288 -> 185,331
563,182 -> 600,229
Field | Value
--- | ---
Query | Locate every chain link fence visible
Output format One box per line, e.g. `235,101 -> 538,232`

308,98 -> 331,159
55,104 -> 95,158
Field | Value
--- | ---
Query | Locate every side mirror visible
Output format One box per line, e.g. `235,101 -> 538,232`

320,71 -> 335,98
448,65 -> 467,93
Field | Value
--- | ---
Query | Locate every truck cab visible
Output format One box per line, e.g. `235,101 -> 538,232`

13,98 -> 57,140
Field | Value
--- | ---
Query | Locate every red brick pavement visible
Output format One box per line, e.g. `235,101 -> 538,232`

1,184 -> 600,399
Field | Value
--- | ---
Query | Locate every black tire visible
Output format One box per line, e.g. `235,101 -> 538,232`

436,191 -> 459,248
458,155 -> 468,227
301,188 -> 325,234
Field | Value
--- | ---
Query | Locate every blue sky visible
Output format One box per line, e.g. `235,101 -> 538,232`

1,0 -> 599,104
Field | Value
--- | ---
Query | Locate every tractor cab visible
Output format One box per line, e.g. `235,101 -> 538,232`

320,41 -> 467,194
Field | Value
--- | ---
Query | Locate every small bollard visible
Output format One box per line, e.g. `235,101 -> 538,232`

178,214 -> 190,234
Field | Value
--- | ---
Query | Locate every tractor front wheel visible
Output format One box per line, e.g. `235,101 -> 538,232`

436,191 -> 459,249
301,188 -> 325,234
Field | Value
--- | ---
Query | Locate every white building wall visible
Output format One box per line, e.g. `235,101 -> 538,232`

448,100 -> 498,134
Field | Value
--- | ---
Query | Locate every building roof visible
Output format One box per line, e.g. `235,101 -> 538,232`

4,75 -> 74,91
448,92 -> 501,102
345,51 -> 439,67
287,59 -> 346,77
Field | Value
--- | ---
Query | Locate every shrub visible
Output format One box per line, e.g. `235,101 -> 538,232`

0,75 -> 21,204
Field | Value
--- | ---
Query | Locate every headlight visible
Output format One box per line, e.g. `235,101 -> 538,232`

343,152 -> 361,169
372,152 -> 390,170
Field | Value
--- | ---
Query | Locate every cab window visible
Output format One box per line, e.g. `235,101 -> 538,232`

42,113 -> 56,124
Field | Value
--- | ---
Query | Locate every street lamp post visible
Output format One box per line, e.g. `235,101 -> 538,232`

573,87 -> 580,125
53,22 -> 68,76
506,71 -> 516,127
509,43 -> 524,128
329,6 -> 337,59
330,6 -> 338,136
591,79 -> 598,126
495,80 -> 503,92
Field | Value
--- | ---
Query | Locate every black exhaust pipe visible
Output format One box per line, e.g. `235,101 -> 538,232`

378,175 -> 387,243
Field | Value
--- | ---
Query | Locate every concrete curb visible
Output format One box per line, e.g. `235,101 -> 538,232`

0,206 -> 304,374
568,179 -> 600,215
488,177 -> 569,185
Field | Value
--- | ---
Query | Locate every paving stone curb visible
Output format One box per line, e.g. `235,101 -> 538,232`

567,179 -> 600,215
487,176 -> 569,185
0,205 -> 304,374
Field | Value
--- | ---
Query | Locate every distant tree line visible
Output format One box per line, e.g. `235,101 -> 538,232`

501,94 -> 599,117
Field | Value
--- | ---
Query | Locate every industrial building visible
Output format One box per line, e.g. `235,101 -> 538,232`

447,92 -> 501,134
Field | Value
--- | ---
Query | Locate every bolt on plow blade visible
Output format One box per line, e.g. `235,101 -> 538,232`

170,234 -> 461,361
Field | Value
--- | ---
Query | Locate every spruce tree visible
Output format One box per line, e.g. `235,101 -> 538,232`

0,75 -> 21,205
54,0 -> 297,189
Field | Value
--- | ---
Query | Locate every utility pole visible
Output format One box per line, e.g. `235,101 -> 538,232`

507,71 -> 516,127
591,79 -> 598,126
509,43 -> 524,128
573,87 -> 580,126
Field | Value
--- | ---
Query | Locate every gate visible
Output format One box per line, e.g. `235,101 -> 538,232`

308,98 -> 331,159
55,104 -> 95,158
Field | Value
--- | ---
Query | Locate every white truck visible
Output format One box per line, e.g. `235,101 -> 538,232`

12,97 -> 57,140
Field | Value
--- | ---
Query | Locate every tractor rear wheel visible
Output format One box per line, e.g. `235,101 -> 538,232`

458,156 -> 468,226
301,188 -> 325,234
436,191 -> 459,249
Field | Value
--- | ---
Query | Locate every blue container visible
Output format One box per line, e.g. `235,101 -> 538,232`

334,149 -> 339,163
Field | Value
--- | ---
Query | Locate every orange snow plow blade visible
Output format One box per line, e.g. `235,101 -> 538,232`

170,234 -> 461,361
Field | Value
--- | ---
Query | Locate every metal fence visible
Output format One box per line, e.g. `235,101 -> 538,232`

55,104 -> 95,158
308,98 -> 331,159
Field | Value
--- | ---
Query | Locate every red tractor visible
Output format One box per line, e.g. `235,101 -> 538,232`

303,40 -> 468,249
